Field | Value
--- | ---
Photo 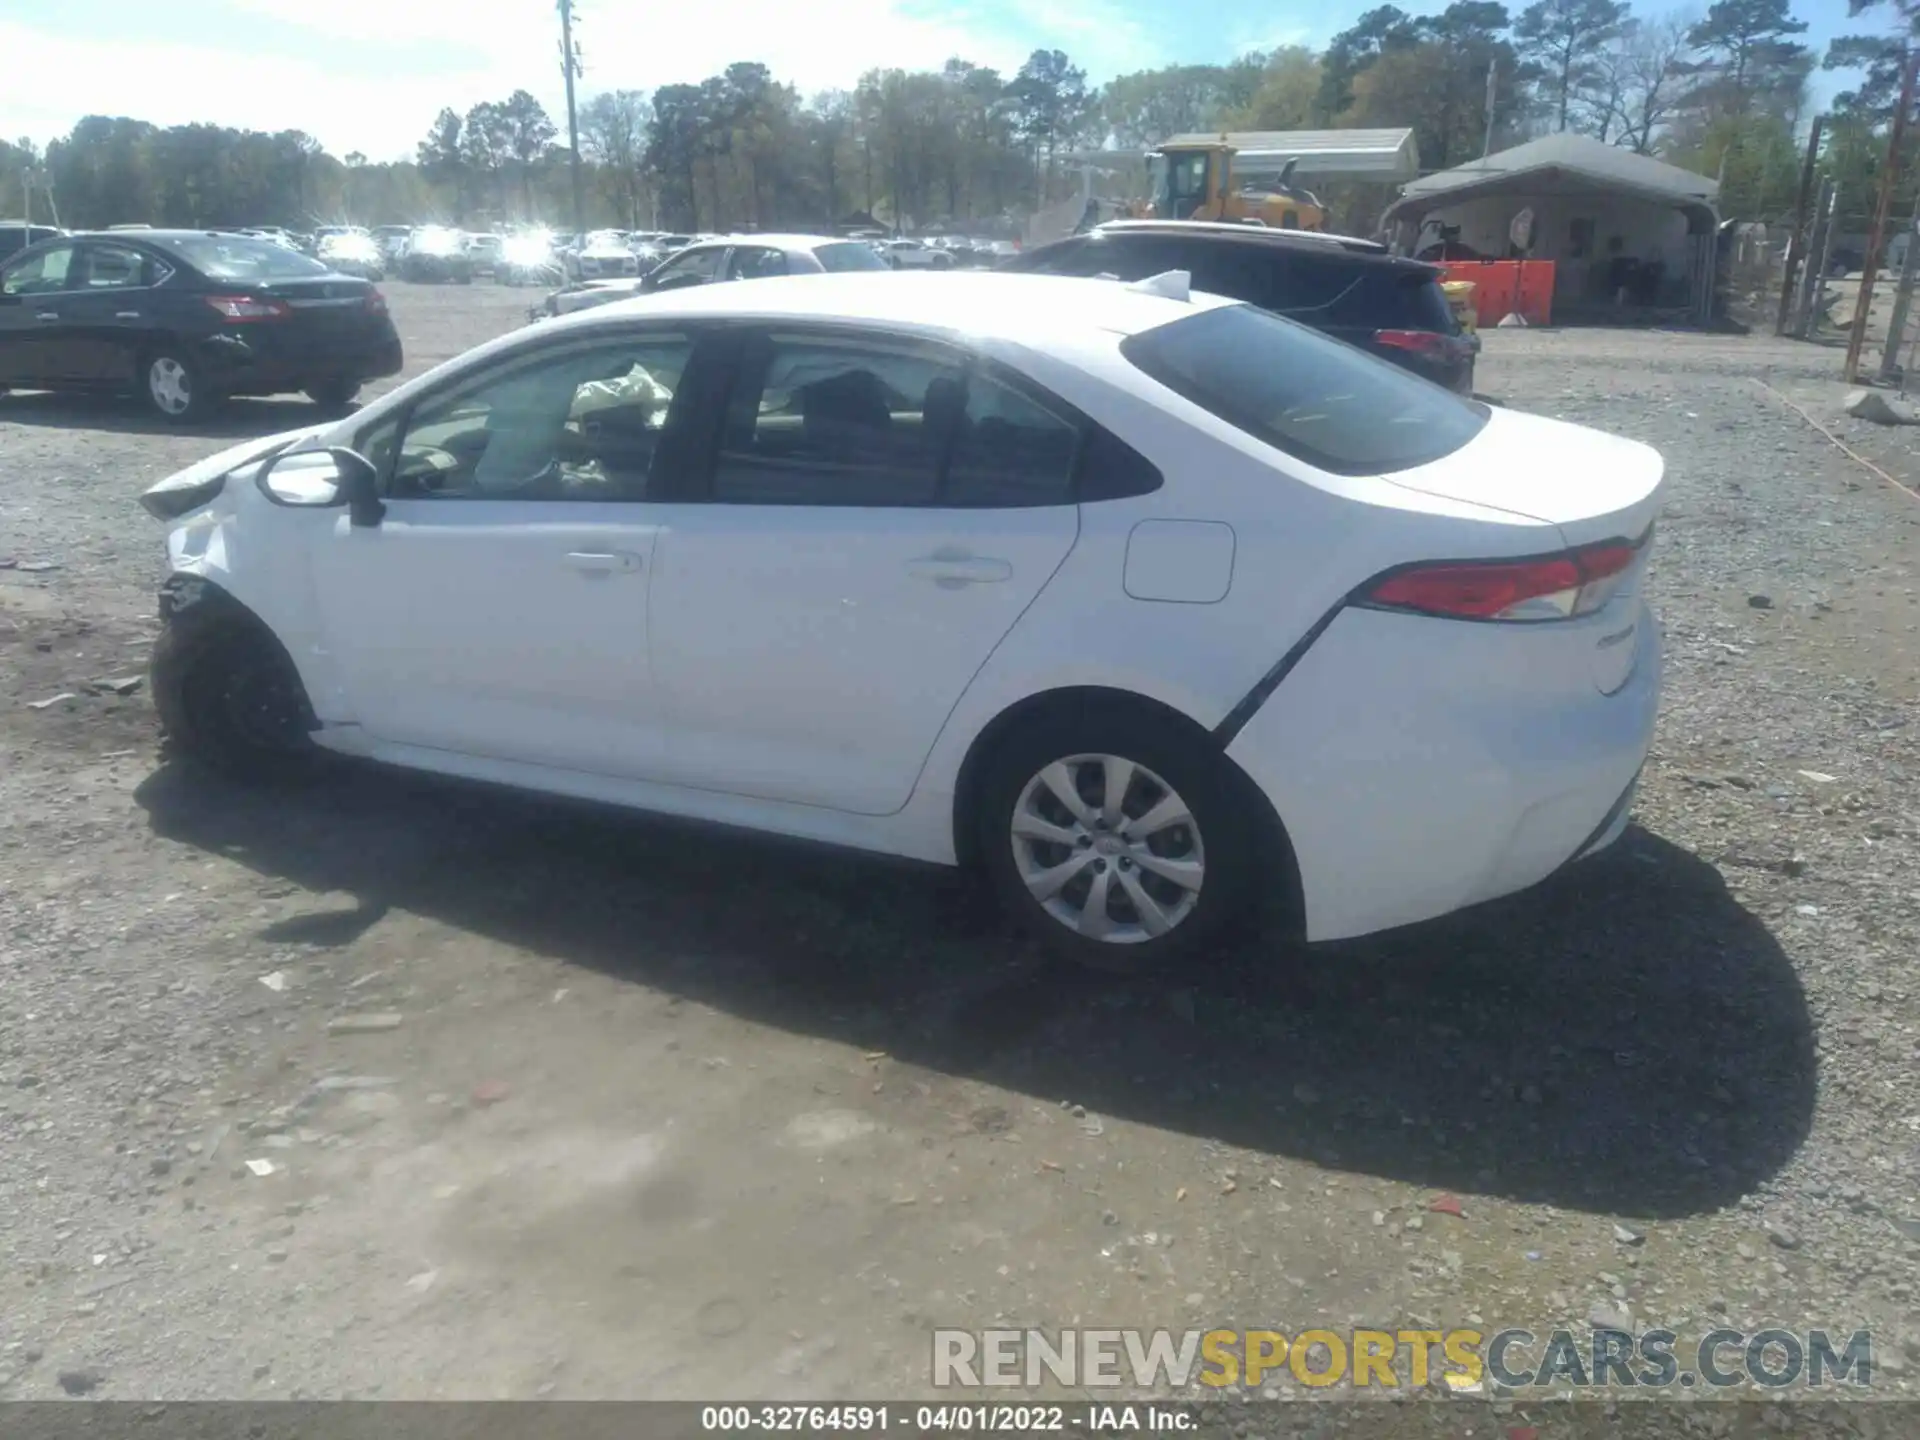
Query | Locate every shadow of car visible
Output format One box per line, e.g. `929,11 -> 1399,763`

135,759 -> 1814,1220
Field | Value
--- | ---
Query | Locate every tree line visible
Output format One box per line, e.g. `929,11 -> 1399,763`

3,0 -> 1918,239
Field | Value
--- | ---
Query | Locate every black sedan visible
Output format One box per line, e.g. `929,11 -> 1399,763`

0,230 -> 402,423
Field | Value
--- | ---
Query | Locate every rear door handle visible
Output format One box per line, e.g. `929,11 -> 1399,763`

564,550 -> 641,573
35,312 -> 59,323
906,554 -> 1013,588
115,310 -> 142,320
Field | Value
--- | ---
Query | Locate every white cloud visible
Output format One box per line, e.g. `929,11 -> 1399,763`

3,0 -> 1157,161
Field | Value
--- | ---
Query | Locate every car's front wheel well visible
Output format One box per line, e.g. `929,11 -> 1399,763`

950,685 -> 1305,940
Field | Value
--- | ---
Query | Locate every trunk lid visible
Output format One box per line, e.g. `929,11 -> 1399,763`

1382,405 -> 1664,549
255,275 -> 386,340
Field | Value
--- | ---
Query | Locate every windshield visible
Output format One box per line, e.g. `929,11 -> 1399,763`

814,241 -> 888,273
1149,151 -> 1211,220
1121,303 -> 1486,476
162,234 -> 331,281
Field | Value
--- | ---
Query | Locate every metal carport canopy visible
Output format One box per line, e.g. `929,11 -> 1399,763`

1380,133 -> 1720,234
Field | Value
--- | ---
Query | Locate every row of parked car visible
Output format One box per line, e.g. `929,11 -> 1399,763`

531,221 -> 1479,394
0,218 -> 1479,430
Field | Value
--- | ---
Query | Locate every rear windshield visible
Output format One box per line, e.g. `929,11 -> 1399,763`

814,241 -> 888,273
1120,304 -> 1487,476
161,235 -> 331,281
1312,267 -> 1458,332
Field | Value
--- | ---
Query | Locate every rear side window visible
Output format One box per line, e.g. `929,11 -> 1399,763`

1121,304 -> 1487,476
814,241 -> 888,272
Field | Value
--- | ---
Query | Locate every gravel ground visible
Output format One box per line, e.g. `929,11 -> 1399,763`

1,288 -> 1917,1410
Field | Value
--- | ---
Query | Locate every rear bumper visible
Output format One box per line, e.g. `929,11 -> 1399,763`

1225,599 -> 1662,942
196,330 -> 404,395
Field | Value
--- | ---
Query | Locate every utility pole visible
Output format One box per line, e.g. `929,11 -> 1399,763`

558,0 -> 585,238
1795,180 -> 1835,338
1481,59 -> 1499,160
1776,115 -> 1824,336
1845,47 -> 1919,383
1879,213 -> 1920,380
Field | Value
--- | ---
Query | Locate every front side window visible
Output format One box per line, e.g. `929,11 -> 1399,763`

363,333 -> 694,503
730,247 -> 789,281
1121,303 -> 1486,476
650,247 -> 724,287
161,235 -> 330,281
2,242 -> 77,295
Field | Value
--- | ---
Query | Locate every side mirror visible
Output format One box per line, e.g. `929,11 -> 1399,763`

256,446 -> 385,528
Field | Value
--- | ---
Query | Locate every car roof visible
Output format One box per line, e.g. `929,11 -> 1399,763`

1090,220 -> 1389,254
1039,222 -> 1440,279
563,270 -> 1239,342
713,233 -> 866,252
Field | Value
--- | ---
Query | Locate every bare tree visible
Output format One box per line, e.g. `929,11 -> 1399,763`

580,89 -> 651,226
1579,12 -> 1700,151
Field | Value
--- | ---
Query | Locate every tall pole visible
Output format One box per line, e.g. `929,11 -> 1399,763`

1845,47 -> 1919,383
1481,60 -> 1499,160
1776,115 -> 1824,336
1795,180 -> 1834,338
1879,212 -> 1920,380
558,0 -> 585,238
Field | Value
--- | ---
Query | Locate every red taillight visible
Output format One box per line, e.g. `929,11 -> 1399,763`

1373,328 -> 1449,355
1363,541 -> 1639,622
365,290 -> 388,315
203,294 -> 290,321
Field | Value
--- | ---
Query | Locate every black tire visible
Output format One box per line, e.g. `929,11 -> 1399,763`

151,612 -> 318,782
141,347 -> 220,424
305,379 -> 361,416
976,703 -> 1256,974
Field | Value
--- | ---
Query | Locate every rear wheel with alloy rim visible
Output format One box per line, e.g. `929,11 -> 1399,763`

978,708 -> 1254,973
144,350 -> 218,423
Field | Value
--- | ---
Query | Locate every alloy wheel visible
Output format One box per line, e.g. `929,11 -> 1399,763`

1010,754 -> 1205,944
149,358 -> 191,416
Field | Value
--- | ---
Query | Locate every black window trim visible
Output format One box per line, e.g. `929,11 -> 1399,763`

689,318 -> 1159,510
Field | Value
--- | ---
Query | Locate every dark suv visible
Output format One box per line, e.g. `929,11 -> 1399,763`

0,222 -> 63,265
1000,221 -> 1477,395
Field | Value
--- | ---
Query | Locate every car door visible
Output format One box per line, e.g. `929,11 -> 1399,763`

0,241 -> 83,385
305,327 -> 698,777
59,241 -> 165,384
644,326 -> 1082,815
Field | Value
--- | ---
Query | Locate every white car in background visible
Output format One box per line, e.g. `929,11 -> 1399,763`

880,238 -> 954,269
137,271 -> 1663,971
570,230 -> 639,280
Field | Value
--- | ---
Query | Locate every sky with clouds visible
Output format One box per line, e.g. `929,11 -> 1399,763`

0,0 -> 1875,162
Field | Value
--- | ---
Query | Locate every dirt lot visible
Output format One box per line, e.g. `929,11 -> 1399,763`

2,284 -> 1919,1405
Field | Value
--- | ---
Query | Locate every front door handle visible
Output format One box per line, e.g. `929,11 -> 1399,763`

906,553 -> 1013,588
35,312 -> 59,323
564,550 -> 641,573
115,310 -> 142,320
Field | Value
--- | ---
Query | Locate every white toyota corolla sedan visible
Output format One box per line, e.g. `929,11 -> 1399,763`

139,270 -> 1663,971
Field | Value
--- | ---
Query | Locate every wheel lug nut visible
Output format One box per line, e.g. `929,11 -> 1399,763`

1093,859 -> 1107,872
1118,857 -> 1132,870
1076,835 -> 1092,847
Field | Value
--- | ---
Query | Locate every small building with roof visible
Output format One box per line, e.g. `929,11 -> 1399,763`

1378,133 -> 1721,322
